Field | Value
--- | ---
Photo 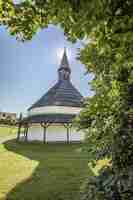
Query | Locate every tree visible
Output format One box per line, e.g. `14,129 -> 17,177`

1,0 -> 133,199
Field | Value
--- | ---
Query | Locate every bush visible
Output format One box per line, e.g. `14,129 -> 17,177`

80,167 -> 122,200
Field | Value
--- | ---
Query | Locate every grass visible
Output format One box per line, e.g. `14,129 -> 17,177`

0,137 -> 91,200
0,126 -> 17,139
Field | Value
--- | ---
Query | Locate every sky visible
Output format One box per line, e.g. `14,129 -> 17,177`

0,25 -> 93,115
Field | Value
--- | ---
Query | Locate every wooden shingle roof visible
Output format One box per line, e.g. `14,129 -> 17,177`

28,80 -> 83,110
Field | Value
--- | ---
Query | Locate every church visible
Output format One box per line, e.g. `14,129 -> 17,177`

17,49 -> 85,143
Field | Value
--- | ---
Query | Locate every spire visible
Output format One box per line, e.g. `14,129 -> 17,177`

60,48 -> 70,70
58,48 -> 71,81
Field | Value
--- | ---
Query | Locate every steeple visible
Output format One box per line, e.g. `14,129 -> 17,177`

28,47 -> 83,111
58,48 -> 71,81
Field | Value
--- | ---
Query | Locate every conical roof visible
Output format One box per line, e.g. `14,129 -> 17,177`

28,49 -> 83,111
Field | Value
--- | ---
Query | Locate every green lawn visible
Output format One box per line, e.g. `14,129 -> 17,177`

0,139 -> 90,200
0,126 -> 17,139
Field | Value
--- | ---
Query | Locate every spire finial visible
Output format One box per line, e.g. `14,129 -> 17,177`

58,48 -> 71,81
60,48 -> 70,69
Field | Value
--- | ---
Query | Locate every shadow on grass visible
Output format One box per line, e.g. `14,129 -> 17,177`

3,139 -> 92,200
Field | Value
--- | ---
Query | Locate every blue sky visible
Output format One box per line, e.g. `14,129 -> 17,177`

0,25 -> 92,115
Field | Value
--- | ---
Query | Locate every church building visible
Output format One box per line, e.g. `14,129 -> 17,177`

17,49 -> 85,143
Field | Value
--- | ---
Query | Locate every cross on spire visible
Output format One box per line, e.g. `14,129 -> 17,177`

58,48 -> 71,81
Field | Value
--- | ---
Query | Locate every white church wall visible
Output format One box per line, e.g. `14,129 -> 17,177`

46,125 -> 67,142
27,124 -> 85,142
28,106 -> 82,116
28,125 -> 43,141
69,127 -> 85,142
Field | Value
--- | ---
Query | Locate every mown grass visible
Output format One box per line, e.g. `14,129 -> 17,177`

0,139 -> 91,200
0,126 -> 17,138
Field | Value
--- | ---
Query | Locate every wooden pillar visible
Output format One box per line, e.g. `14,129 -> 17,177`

17,113 -> 22,141
41,123 -> 50,144
25,125 -> 29,142
67,126 -> 69,144
24,126 -> 26,141
64,123 -> 72,144
17,124 -> 21,141
43,126 -> 46,144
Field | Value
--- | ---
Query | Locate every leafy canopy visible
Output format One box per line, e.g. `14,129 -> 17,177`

1,1 -> 133,199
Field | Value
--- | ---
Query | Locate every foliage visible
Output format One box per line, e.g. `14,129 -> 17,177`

80,167 -> 117,200
0,119 -> 17,126
1,0 -> 133,199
